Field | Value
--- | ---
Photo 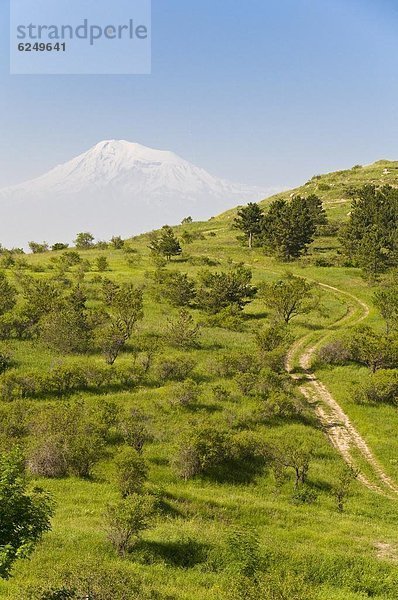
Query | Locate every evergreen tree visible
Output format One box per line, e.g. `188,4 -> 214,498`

196,266 -> 257,313
300,194 -> 328,227
340,185 -> 398,276
233,202 -> 264,248
261,197 -> 316,260
149,226 -> 182,261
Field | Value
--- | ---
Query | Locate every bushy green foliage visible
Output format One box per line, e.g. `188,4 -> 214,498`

166,309 -> 201,349
105,494 -> 155,556
270,429 -> 315,488
27,401 -> 105,479
110,236 -> 125,250
74,232 -> 94,249
340,185 -> 398,277
156,356 -> 195,382
173,423 -> 232,480
95,256 -> 109,272
233,202 -> 264,248
0,273 -> 17,316
261,197 -> 317,260
118,408 -> 151,453
260,273 -> 316,324
355,369 -> 398,405
153,270 -> 196,307
38,287 -> 92,353
51,242 -> 69,252
27,565 -> 164,599
196,266 -> 257,313
115,447 -> 149,497
0,449 -> 53,578
29,242 -> 49,254
170,379 -> 200,407
349,325 -> 398,372
98,280 -> 144,364
149,226 -> 182,261
374,285 -> 398,333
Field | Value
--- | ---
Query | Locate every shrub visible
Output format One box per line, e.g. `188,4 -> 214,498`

212,352 -> 257,378
316,339 -> 351,366
211,385 -> 231,402
254,368 -> 285,398
291,484 -> 318,505
115,448 -> 149,497
261,390 -> 298,420
317,182 -> 331,191
156,357 -> 195,382
0,400 -> 29,440
67,429 -> 104,478
349,325 -> 398,372
270,431 -> 314,488
355,370 -> 398,405
172,443 -> 201,481
51,242 -> 69,251
0,348 -> 13,374
111,236 -> 125,249
0,449 -> 54,579
29,401 -> 105,479
105,494 -> 155,556
170,379 -> 200,407
153,270 -> 195,307
74,232 -> 94,249
234,372 -> 257,395
27,565 -> 160,600
114,363 -> 144,388
203,305 -> 246,331
187,255 -> 218,266
196,267 -> 256,313
173,424 -> 231,480
166,310 -> 201,349
255,323 -> 291,353
27,437 -> 68,478
46,363 -> 86,397
119,409 -> 151,453
39,307 -> 92,354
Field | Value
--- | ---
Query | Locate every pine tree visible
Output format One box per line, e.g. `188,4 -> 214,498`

261,198 -> 316,260
300,194 -> 328,227
340,185 -> 398,277
233,202 -> 264,248
149,226 -> 182,261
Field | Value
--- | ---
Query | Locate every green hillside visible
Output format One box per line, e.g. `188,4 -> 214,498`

220,159 -> 398,222
2,174 -> 398,599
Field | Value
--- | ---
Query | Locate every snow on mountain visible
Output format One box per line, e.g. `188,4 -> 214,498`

0,140 -> 277,247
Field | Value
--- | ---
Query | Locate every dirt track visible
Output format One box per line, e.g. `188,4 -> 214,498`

285,282 -> 398,498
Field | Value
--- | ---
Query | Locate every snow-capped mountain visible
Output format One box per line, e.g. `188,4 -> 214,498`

0,140 -> 276,247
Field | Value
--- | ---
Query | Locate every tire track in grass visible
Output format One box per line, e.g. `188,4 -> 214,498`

286,281 -> 398,498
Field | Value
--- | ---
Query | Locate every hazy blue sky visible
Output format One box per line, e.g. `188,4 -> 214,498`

1,0 -> 398,188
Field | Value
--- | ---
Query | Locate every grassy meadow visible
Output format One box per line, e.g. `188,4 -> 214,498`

2,168 -> 398,599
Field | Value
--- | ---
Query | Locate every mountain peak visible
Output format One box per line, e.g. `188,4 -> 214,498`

0,141 -> 272,247
86,139 -> 185,166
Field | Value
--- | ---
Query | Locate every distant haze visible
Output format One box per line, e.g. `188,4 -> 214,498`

0,140 -> 281,248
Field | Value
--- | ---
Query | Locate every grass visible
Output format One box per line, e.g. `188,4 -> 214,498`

2,213 -> 398,599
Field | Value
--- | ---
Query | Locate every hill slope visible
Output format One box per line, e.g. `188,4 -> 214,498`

219,159 -> 398,222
